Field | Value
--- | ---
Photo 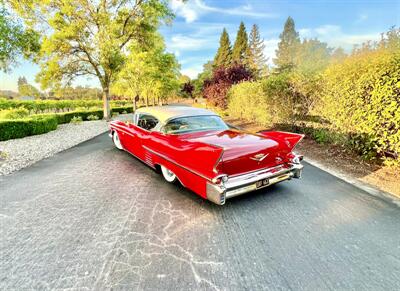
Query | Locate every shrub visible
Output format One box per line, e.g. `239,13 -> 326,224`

87,114 -> 99,121
227,81 -> 271,125
318,48 -> 400,161
70,116 -> 83,124
0,108 -> 30,119
55,109 -> 103,124
112,106 -> 134,114
203,64 -> 253,108
0,115 -> 58,141
0,99 -> 132,113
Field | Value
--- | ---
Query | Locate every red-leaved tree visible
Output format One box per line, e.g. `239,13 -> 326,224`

203,64 -> 253,108
181,81 -> 194,98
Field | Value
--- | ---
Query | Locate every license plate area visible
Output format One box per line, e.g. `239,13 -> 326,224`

256,178 -> 269,188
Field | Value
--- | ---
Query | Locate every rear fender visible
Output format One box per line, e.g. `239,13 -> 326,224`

257,131 -> 304,152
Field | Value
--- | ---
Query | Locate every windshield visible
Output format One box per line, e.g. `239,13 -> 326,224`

163,115 -> 229,134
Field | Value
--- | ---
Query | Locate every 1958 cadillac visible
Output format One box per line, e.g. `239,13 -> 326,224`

109,106 -> 304,205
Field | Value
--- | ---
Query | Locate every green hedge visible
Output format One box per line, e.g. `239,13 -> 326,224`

0,106 -> 134,141
318,49 -> 400,161
226,48 -> 400,163
0,99 -> 132,113
0,115 -> 58,141
112,106 -> 134,114
55,109 -> 104,124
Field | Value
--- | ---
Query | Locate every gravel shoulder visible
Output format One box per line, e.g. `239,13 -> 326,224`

0,114 -> 132,176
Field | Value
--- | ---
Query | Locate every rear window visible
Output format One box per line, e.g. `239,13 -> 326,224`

163,115 -> 228,134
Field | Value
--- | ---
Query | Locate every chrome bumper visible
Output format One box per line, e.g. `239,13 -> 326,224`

206,163 -> 303,205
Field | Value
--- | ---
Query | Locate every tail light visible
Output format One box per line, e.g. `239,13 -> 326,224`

287,153 -> 303,164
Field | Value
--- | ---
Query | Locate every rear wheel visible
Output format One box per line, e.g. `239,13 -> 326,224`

113,131 -> 123,150
160,165 -> 177,183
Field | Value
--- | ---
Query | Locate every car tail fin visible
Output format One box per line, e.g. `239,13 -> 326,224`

257,131 -> 304,151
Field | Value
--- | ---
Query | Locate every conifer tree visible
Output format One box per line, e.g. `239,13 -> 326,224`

248,24 -> 267,77
274,16 -> 300,72
213,28 -> 232,68
232,21 -> 249,64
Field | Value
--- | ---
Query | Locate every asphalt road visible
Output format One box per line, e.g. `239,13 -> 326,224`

1,133 -> 400,291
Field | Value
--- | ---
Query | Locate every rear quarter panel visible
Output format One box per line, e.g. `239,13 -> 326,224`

144,132 -> 223,198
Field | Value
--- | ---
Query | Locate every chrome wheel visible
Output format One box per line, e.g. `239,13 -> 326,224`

113,131 -> 123,150
161,165 -> 177,183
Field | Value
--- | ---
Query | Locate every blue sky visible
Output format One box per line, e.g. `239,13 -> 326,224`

1,0 -> 399,91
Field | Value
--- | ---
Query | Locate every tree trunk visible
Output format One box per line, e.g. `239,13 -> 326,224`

102,88 -> 111,120
153,97 -> 155,106
133,98 -> 137,112
146,96 -> 149,107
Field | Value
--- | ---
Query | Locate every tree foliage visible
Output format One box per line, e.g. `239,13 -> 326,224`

9,0 -> 173,119
0,6 -> 39,72
248,24 -> 267,77
227,27 -> 400,164
203,64 -> 253,108
17,77 -> 41,98
112,32 -> 180,106
192,60 -> 213,98
295,39 -> 332,74
213,28 -> 232,68
319,37 -> 400,160
274,16 -> 300,72
232,21 -> 248,64
181,81 -> 194,99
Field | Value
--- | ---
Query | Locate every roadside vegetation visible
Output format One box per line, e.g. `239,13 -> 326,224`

0,100 -> 134,141
192,19 -> 400,166
1,0 -> 181,119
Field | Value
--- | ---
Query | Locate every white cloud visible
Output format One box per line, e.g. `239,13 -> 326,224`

170,0 -> 278,23
167,34 -> 214,51
263,39 -> 279,65
299,25 -> 381,50
193,0 -> 277,18
181,66 -> 203,79
170,0 -> 199,23
165,22 -> 228,52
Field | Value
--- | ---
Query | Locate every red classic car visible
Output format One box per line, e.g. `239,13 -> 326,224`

109,106 -> 304,205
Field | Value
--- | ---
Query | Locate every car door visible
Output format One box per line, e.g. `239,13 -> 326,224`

125,113 -> 159,161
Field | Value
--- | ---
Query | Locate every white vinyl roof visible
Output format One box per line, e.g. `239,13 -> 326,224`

135,105 -> 218,123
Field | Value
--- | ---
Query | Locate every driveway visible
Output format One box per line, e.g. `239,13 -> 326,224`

1,133 -> 399,290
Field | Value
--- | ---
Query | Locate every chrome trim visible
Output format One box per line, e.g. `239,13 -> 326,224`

206,182 -> 226,205
142,145 -> 213,182
250,153 -> 269,162
206,163 -> 303,204
228,164 -> 284,178
225,164 -> 303,190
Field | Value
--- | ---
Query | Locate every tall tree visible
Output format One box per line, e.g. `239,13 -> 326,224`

0,6 -> 39,72
295,39 -> 332,74
213,28 -> 232,68
232,21 -> 249,64
17,76 -> 28,87
248,24 -> 267,77
274,16 -> 300,72
18,80 -> 41,98
10,0 -> 172,119
330,47 -> 347,63
113,33 -> 180,108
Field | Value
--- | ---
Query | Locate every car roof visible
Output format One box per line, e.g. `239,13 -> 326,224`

135,105 -> 218,123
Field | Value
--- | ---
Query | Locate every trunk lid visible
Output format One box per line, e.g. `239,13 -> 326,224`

185,129 -> 296,176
